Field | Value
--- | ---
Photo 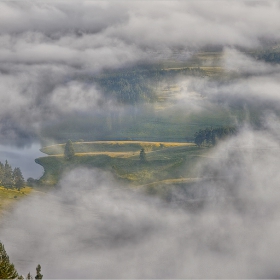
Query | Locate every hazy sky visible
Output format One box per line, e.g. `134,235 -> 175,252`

1,1 -> 280,278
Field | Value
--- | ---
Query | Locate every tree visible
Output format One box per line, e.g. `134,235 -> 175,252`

35,264 -> 43,279
0,241 -> 19,279
13,167 -> 25,190
3,160 -> 14,188
193,126 -> 237,147
194,130 -> 205,147
27,177 -> 39,187
139,148 -> 147,162
27,272 -> 33,279
64,140 -> 75,160
0,161 -> 4,186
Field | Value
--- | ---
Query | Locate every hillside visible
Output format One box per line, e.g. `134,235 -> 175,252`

0,186 -> 33,216
36,141 -> 208,189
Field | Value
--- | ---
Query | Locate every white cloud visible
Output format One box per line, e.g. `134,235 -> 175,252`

2,123 -> 280,277
0,0 -> 280,145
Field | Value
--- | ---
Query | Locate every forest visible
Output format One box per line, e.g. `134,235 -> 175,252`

88,66 -> 206,105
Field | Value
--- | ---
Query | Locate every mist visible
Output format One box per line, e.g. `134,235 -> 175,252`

1,1 -> 280,278
1,0 -> 280,146
1,121 -> 280,278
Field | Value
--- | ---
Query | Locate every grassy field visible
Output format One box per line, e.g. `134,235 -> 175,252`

0,186 -> 33,216
36,141 -> 209,187
40,141 -> 195,155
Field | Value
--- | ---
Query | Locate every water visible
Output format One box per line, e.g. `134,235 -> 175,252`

0,143 -> 44,180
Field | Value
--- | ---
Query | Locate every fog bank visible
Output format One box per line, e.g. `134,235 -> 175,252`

1,121 -> 280,278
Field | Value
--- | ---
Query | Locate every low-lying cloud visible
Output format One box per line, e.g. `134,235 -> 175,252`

1,122 -> 280,278
1,1 -> 280,145
1,2 -> 280,278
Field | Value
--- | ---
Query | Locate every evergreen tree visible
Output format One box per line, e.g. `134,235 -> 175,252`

139,148 -> 147,162
0,161 -> 4,186
13,167 -> 25,190
64,140 -> 75,160
35,264 -> 43,279
27,272 -> 33,279
193,126 -> 237,147
194,130 -> 205,147
3,160 -> 14,188
0,241 -> 19,279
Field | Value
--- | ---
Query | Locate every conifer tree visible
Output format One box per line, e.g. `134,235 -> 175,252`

3,160 -> 14,188
13,167 -> 25,190
35,264 -> 43,279
139,148 -> 147,162
0,241 -> 19,279
64,140 -> 75,160
0,161 -> 4,186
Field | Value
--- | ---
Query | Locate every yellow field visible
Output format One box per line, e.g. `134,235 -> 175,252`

40,141 -> 196,156
44,141 -> 194,148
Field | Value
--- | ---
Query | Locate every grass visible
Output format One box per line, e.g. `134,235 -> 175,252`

36,141 -> 209,186
40,141 -> 195,155
0,186 -> 33,216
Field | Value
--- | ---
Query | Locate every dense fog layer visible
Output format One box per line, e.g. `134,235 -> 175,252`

1,122 -> 280,278
1,1 -> 280,145
1,1 -> 280,278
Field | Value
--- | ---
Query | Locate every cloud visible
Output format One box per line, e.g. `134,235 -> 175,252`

222,48 -> 280,75
1,1 -> 280,145
2,122 -> 280,278
1,2 -> 280,278
171,50 -> 280,119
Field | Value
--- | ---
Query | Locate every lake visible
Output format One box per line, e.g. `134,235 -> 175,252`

0,143 -> 44,180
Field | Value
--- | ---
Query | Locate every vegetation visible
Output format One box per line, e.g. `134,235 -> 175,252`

41,141 -> 194,155
35,264 -> 43,280
0,160 -> 25,190
194,126 -> 237,147
95,69 -> 157,104
0,186 -> 33,216
64,139 -> 75,160
0,241 -> 18,279
0,241 -> 43,279
251,47 -> 280,64
36,141 -> 205,186
139,148 -> 147,162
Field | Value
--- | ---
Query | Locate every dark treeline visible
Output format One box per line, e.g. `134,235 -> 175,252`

82,66 -> 206,105
0,160 -> 25,190
250,47 -> 280,64
95,69 -> 157,104
194,126 -> 237,147
255,51 -> 280,63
